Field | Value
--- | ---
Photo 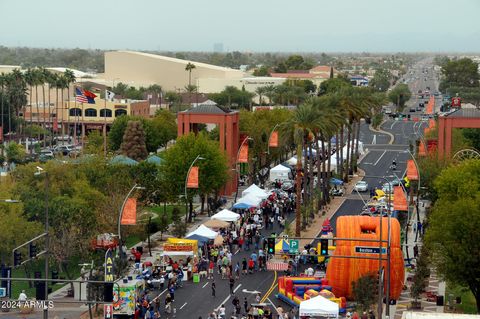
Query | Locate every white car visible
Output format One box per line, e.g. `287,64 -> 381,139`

354,181 -> 369,192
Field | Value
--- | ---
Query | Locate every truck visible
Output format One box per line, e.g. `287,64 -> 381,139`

113,278 -> 145,317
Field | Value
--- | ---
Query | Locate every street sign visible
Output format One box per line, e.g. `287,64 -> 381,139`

0,288 -> 6,298
104,304 -> 113,319
104,249 -> 114,282
289,240 -> 299,254
355,246 -> 387,254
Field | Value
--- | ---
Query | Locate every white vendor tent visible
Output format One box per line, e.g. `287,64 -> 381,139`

186,225 -> 217,239
233,193 -> 263,209
242,184 -> 269,199
211,209 -> 240,222
286,156 -> 297,166
299,295 -> 339,318
269,164 -> 291,182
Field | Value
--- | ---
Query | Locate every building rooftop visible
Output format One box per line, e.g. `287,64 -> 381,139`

183,104 -> 232,114
270,73 -> 318,79
444,108 -> 480,118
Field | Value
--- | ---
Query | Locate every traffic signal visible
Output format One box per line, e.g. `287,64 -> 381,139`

320,239 -> 328,256
29,243 -> 37,258
267,238 -> 275,254
13,251 -> 22,267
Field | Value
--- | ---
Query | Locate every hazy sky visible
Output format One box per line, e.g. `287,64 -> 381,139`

1,0 -> 479,52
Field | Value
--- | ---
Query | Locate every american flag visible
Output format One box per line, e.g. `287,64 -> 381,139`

75,87 -> 88,103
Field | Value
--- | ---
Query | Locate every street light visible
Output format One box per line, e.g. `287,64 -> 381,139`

117,184 -> 145,261
234,136 -> 253,203
184,155 -> 205,223
401,150 -> 422,242
34,166 -> 49,319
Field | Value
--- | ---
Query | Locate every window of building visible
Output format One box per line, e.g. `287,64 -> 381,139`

85,108 -> 97,117
100,109 -> 112,117
69,108 -> 82,116
115,109 -> 127,117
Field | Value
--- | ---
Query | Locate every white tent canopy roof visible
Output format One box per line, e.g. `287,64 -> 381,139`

242,184 -> 269,199
299,295 -> 339,318
186,224 -> 218,239
286,156 -> 297,165
269,164 -> 292,182
271,164 -> 291,172
235,193 -> 263,207
211,209 -> 240,222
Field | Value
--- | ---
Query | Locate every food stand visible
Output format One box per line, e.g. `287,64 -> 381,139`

161,238 -> 198,280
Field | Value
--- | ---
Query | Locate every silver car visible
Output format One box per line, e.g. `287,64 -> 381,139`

354,181 -> 369,192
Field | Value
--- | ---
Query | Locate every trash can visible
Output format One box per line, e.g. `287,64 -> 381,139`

192,273 -> 200,283
436,295 -> 444,306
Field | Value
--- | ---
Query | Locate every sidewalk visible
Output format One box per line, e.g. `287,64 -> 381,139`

391,199 -> 445,319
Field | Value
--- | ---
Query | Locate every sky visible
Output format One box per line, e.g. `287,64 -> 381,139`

0,0 -> 479,52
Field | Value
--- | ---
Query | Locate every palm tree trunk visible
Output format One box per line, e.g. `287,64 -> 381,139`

308,142 -> 314,210
35,85 -> 40,151
326,139 -> 332,202
42,84 -> 46,147
295,143 -> 303,237
55,88 -> 59,141
354,120 -> 361,172
339,127 -> 345,178
350,121 -> 356,172
345,125 -> 351,182
335,133 -> 339,175
61,89 -> 65,137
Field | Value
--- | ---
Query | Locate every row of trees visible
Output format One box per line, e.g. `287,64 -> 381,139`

280,84 -> 386,235
437,57 -> 480,106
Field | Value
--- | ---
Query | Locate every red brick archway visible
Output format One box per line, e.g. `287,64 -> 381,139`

438,108 -> 480,158
177,105 -> 239,195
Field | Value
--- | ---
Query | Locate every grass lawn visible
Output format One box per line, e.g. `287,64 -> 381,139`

10,258 -> 81,299
446,284 -> 478,314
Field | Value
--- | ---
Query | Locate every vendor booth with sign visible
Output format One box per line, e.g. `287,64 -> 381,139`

161,238 -> 198,280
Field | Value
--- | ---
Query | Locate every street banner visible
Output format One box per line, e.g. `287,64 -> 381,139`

393,186 -> 408,211
120,198 -> 137,225
186,166 -> 199,188
269,131 -> 279,147
238,144 -> 249,163
104,249 -> 114,282
451,97 -> 461,107
406,160 -> 419,181
104,304 -> 113,319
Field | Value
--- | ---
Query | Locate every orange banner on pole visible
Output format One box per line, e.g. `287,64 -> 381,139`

418,141 -> 427,157
187,166 -> 199,188
121,198 -> 137,225
393,186 -> 408,211
428,118 -> 436,129
406,159 -> 419,181
238,144 -> 249,163
269,131 -> 279,147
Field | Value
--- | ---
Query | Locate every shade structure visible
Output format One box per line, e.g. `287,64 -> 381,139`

185,233 -> 210,244
393,186 -> 408,211
233,194 -> 263,209
406,159 -> 419,181
286,156 -> 297,166
242,184 -> 269,199
203,219 -> 230,229
299,295 -> 339,318
211,209 -> 240,222
146,154 -> 163,165
110,155 -> 138,166
269,164 -> 291,182
213,235 -> 224,246
275,239 -> 290,253
186,224 -> 218,239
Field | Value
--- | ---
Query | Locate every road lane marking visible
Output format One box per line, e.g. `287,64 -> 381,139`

234,249 -> 240,255
233,284 -> 242,293
215,295 -> 231,311
202,282 -> 209,288
373,150 -> 386,166
390,122 -> 397,130
260,271 -> 277,303
180,302 -> 187,310
372,135 -> 377,144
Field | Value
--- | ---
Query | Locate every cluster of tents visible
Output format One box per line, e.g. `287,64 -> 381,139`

184,208 -> 240,245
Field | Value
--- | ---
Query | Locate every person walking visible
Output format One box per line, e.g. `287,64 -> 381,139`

211,282 -> 216,297
168,283 -> 175,302
413,244 -> 419,258
229,276 -> 235,294
243,297 -> 249,314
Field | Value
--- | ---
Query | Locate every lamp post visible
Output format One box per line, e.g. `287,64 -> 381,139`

34,166 -> 49,319
234,136 -> 253,203
402,150 -> 422,242
117,184 -> 145,261
184,155 -> 205,223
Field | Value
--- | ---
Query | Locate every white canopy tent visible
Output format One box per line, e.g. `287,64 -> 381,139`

234,193 -> 263,207
211,209 -> 240,222
299,295 -> 339,318
186,225 -> 218,239
269,164 -> 291,182
242,184 -> 269,199
286,156 -> 297,166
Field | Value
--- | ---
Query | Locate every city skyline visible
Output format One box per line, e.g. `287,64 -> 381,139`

0,0 -> 479,52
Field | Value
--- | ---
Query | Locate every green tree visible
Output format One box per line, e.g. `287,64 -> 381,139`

369,68 -> 391,92
352,273 -> 378,312
425,160 -> 480,312
150,110 -> 177,148
185,62 -> 196,87
160,133 -> 229,222
85,130 -> 104,155
5,142 -> 26,163
439,58 -> 480,92
109,115 -> 160,153
253,66 -> 270,77
388,84 -> 411,110
120,121 -> 148,161
318,77 -> 350,95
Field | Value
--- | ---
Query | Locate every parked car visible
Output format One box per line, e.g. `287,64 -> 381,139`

354,181 -> 369,192
330,188 -> 344,197
409,108 -> 416,112
39,150 -> 54,162
53,145 -> 73,156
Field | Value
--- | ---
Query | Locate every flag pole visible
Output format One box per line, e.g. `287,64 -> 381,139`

104,92 -> 107,157
73,91 -> 77,147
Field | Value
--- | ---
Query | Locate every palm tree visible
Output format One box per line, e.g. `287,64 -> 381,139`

24,69 -> 35,129
46,72 -> 58,146
0,73 -> 6,141
63,70 -> 76,137
5,70 -> 27,138
40,68 -> 50,147
255,86 -> 267,105
32,68 -> 44,145
281,99 -> 321,236
264,85 -> 276,105
185,62 -> 196,87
